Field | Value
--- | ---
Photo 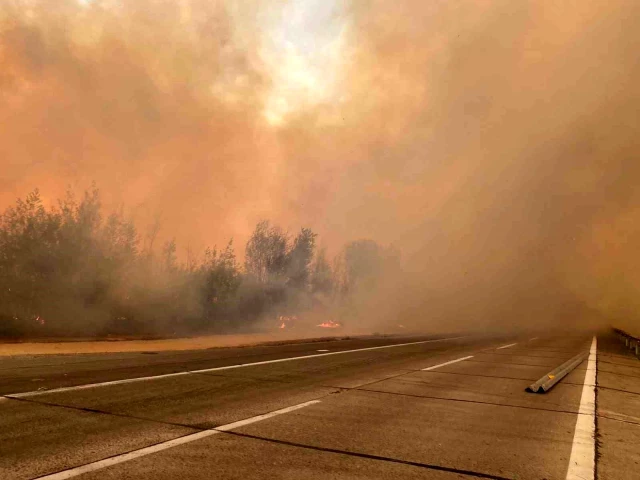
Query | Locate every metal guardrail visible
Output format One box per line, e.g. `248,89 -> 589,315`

613,327 -> 640,356
526,351 -> 588,393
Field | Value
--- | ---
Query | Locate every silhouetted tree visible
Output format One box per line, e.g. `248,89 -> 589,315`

0,187 -> 401,338
200,240 -> 241,324
286,228 -> 317,289
244,220 -> 289,283
311,248 -> 333,294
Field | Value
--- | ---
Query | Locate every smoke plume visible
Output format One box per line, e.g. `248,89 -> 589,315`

2,0 -> 639,333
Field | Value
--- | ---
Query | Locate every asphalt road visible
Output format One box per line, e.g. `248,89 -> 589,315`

1,332 -> 638,479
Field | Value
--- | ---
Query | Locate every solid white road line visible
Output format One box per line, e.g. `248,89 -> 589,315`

565,336 -> 597,480
422,355 -> 474,371
4,336 -> 464,399
34,400 -> 321,480
496,343 -> 517,350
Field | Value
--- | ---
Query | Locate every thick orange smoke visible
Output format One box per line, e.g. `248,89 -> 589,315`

2,0 -> 639,332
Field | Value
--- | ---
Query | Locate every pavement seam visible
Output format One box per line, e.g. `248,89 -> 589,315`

596,370 -> 640,380
597,414 -> 640,427
597,359 -> 640,369
596,385 -> 640,397
353,387 -> 583,416
523,348 -> 589,353
418,369 -> 585,385
189,371 -> 296,385
478,353 -> 583,359
467,359 -> 586,369
359,381 -> 582,411
597,353 -> 640,362
220,430 -> 513,480
3,395 -> 202,431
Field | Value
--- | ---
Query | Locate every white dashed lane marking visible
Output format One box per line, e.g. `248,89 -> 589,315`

422,356 -> 474,371
33,400 -> 321,479
3,337 -> 465,400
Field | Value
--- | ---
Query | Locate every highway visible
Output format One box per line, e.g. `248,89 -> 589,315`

1,332 -> 638,479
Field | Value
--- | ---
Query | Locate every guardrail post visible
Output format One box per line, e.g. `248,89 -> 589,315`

613,327 -> 640,356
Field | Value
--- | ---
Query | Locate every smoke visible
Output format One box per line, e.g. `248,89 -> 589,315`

2,0 -> 640,333
0,0 -> 282,245
347,0 -> 640,332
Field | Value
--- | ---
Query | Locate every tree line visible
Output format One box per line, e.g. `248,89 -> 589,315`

0,187 -> 400,337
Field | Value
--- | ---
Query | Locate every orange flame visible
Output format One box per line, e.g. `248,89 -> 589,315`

277,315 -> 297,330
316,320 -> 341,328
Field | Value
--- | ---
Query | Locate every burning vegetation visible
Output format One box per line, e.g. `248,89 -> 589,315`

316,320 -> 341,329
0,188 -> 398,338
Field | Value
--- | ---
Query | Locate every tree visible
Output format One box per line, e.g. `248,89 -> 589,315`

311,247 -> 333,294
338,239 -> 400,294
244,220 -> 289,283
200,240 -> 241,325
286,228 -> 317,289
0,189 -> 60,325
161,239 -> 178,274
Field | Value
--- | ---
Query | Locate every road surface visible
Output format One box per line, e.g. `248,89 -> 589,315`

1,332 -> 638,479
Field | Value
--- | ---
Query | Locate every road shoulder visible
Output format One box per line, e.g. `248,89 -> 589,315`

597,332 -> 640,480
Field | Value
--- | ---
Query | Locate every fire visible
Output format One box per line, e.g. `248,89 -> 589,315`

316,320 -> 341,328
277,315 -> 297,330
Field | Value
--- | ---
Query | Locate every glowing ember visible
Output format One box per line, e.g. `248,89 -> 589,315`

316,320 -> 341,328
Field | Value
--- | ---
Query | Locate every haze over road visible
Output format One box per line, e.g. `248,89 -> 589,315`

1,332 -> 638,479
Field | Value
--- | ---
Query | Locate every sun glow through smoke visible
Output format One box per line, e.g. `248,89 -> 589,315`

260,0 -> 346,125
